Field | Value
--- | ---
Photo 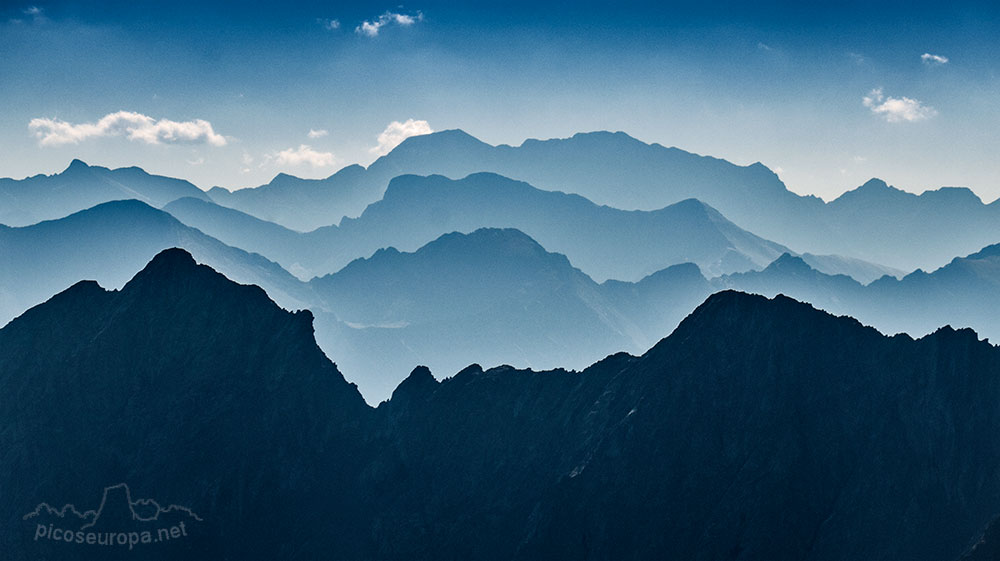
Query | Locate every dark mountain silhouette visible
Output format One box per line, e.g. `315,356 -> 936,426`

205,172 -> 793,282
6,254 -> 1000,559
0,160 -> 209,227
0,199 -> 313,325
2,249 -> 370,559
309,228 -> 712,400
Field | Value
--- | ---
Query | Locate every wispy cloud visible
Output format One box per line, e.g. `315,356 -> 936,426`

307,128 -> 329,139
273,144 -> 335,168
318,18 -> 340,31
9,5 -> 46,24
356,10 -> 423,37
921,53 -> 948,66
370,119 -> 433,156
29,111 -> 227,147
862,88 -> 937,123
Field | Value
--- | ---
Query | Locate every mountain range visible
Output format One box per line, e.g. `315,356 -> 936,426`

169,173 -> 898,283
5,131 -> 999,274
0,159 -> 209,227
0,199 -> 312,325
204,130 -> 1000,273
4,249 -> 1000,560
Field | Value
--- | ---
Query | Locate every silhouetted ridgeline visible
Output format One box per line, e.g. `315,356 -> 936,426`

3,249 -> 1000,560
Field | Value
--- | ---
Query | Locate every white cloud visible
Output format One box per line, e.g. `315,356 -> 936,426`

29,111 -> 227,147
273,144 -> 335,168
921,53 -> 948,65
756,42 -> 773,52
318,18 -> 340,30
862,88 -> 937,123
370,119 -> 433,156
24,6 -> 41,16
307,128 -> 329,139
355,11 -> 423,37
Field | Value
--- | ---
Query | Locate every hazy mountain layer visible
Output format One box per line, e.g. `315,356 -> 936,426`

206,130 -> 1000,273
0,199 -> 313,325
200,172 -> 792,282
310,228 -> 711,401
4,251 -> 1000,560
0,160 -> 209,227
715,243 -> 1000,342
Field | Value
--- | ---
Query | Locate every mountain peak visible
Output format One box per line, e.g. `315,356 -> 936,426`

859,177 -> 890,191
63,159 -> 91,174
765,252 -> 813,273
389,365 -> 438,404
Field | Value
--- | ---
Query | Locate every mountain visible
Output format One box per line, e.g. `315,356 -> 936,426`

205,172 -> 791,282
816,178 -> 1000,271
173,179 -> 900,285
206,129 -> 820,237
309,228 -> 712,401
1,248 -> 369,559
0,159 -> 209,227
6,254 -> 1000,559
206,164 -> 377,233
205,130 -> 1000,273
0,199 -> 313,326
716,243 -> 1000,343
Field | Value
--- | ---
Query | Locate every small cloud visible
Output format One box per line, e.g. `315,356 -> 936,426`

921,53 -> 948,66
773,166 -> 784,174
852,155 -> 867,163
187,157 -> 206,166
862,88 -> 937,123
318,18 -> 340,31
370,119 -> 433,156
10,5 -> 45,23
756,42 -> 773,52
355,10 -> 423,37
29,111 -> 227,147
307,128 -> 329,139
848,52 -> 867,65
241,152 -> 254,166
273,144 -> 335,168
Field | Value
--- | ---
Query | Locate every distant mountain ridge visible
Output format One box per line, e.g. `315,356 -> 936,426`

0,159 -> 209,227
5,251 -> 1000,559
206,129 -> 1000,272
185,172 -> 793,282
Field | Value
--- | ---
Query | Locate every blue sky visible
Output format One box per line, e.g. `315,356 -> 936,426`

1,1 -> 998,201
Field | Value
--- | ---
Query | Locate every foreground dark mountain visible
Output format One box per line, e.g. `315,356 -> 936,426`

0,159 -> 209,227
310,228 -> 711,400
1,249 -> 369,559
0,199 -> 313,325
4,251 -> 1000,560
200,172 -> 793,282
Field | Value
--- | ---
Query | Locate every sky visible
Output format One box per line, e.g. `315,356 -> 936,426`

0,0 -> 998,201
